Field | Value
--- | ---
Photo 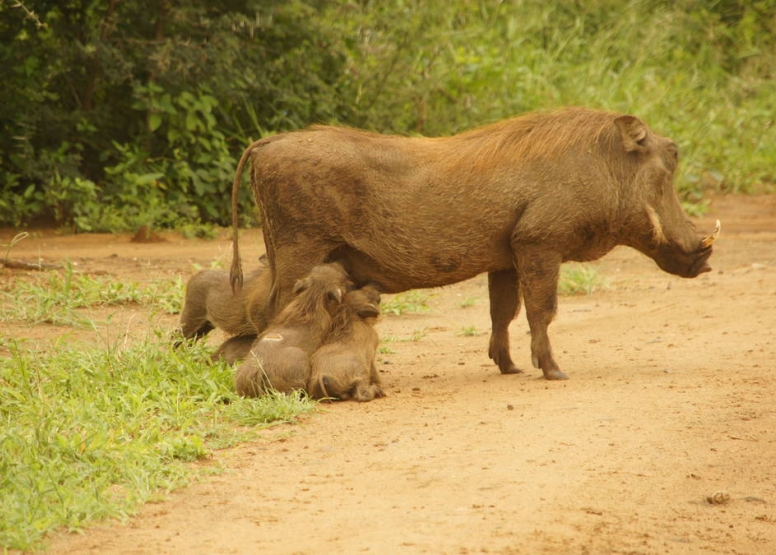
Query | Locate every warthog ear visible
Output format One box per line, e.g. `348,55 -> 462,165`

364,283 -> 382,303
293,277 -> 309,295
356,303 -> 380,319
615,115 -> 648,153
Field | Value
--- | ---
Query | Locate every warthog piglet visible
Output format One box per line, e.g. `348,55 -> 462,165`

309,284 -> 384,402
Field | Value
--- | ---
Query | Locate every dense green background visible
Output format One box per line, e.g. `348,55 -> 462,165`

1,0 -> 774,231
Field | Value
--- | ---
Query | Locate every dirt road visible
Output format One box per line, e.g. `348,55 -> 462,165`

7,194 -> 776,554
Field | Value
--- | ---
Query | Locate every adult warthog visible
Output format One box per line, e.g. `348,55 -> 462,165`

230,108 -> 719,380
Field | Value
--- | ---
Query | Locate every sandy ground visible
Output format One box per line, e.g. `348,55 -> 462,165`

3,194 -> 775,555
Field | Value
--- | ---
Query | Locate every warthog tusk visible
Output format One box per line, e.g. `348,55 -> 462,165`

701,219 -> 721,248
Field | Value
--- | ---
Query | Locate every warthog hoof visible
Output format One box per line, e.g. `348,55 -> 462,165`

543,369 -> 569,380
499,363 -> 523,375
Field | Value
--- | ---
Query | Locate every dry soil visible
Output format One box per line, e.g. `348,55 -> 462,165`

3,194 -> 775,555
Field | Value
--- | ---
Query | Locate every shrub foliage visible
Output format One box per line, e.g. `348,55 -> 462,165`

1,0 -> 774,230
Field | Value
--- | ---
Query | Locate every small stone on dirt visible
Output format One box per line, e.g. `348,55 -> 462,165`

706,492 -> 731,505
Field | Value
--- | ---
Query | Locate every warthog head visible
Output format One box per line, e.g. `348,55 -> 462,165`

308,285 -> 382,402
614,116 -> 719,278
287,261 -> 352,319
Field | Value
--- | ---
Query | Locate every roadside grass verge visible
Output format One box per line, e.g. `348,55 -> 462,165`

0,263 -> 182,327
0,337 -> 315,551
0,255 -> 599,551
0,269 -> 316,551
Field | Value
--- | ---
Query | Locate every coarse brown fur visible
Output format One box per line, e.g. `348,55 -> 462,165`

230,107 -> 717,380
234,262 -> 352,397
178,257 -> 272,362
211,335 -> 257,365
308,285 -> 383,402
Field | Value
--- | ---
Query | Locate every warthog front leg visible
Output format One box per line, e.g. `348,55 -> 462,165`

488,268 -> 522,374
515,250 -> 567,380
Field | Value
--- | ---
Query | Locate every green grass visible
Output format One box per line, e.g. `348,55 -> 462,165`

407,328 -> 428,342
0,264 -> 315,551
380,328 -> 428,343
382,290 -> 431,316
0,337 -> 315,551
458,297 -> 479,309
2,231 -> 30,264
336,1 -> 776,198
177,221 -> 221,240
456,325 -> 480,337
557,263 -> 607,296
0,263 -> 183,327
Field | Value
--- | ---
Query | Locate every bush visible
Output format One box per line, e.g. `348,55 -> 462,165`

1,0 -> 773,230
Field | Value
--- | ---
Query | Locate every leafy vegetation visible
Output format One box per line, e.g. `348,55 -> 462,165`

458,297 -> 479,309
558,263 -> 608,296
0,337 -> 315,551
0,255 -> 315,551
377,345 -> 396,355
0,263 -> 182,326
1,0 -> 774,231
382,290 -> 431,316
380,328 -> 429,343
457,325 -> 480,337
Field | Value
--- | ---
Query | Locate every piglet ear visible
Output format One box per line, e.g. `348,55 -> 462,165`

293,277 -> 309,295
614,115 -> 647,153
356,303 -> 380,319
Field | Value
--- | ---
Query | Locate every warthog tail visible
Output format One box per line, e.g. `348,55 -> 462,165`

230,139 -> 264,293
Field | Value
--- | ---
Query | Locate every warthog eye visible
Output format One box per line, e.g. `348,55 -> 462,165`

666,142 -> 679,164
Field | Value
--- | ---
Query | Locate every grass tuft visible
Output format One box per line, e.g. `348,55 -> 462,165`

382,290 -> 431,316
557,263 -> 607,296
456,325 -> 479,337
458,297 -> 479,309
